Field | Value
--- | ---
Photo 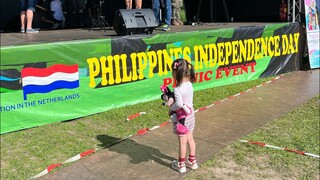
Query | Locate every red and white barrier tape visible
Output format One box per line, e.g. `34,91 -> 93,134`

29,148 -> 98,179
126,112 -> 146,121
240,140 -> 320,158
29,75 -> 285,179
194,74 -> 284,113
127,75 -> 286,143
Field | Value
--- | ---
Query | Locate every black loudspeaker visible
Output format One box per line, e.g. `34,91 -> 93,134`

113,9 -> 158,36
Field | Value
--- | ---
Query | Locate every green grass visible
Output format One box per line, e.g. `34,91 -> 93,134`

184,95 -> 320,180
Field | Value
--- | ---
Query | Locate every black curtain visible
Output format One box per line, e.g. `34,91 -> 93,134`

0,0 -> 20,32
189,0 -> 282,23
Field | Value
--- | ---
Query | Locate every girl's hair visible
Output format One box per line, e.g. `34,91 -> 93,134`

171,58 -> 196,86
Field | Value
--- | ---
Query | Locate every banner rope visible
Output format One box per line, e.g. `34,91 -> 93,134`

240,140 -> 320,158
28,148 -> 98,179
126,112 -> 146,121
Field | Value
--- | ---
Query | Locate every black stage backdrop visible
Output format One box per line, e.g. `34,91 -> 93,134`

193,0 -> 283,22
1,0 -> 283,32
0,0 -> 20,31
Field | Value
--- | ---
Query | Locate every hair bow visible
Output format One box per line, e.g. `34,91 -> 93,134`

173,62 -> 182,69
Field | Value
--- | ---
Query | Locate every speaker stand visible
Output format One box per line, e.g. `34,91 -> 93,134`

90,15 -> 112,31
89,1 -> 112,31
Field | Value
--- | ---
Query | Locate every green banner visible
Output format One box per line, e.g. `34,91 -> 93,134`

0,23 -> 302,134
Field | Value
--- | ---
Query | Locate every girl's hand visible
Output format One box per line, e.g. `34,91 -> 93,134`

166,98 -> 174,107
170,113 -> 178,123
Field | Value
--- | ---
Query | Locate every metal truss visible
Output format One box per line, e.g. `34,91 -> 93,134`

287,0 -> 303,22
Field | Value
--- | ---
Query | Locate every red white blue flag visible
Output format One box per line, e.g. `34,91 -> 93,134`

21,64 -> 79,100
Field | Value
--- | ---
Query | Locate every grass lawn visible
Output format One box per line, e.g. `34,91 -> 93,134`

1,75 -> 318,179
184,95 -> 320,180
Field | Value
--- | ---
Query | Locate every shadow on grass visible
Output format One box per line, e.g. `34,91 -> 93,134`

96,134 -> 175,168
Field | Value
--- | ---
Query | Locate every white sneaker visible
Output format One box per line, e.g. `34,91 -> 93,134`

172,160 -> 186,173
186,158 -> 198,170
26,28 -> 39,33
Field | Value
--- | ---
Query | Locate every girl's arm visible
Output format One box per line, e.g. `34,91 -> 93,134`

170,88 -> 184,111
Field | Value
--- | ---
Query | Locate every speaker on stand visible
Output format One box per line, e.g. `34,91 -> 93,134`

113,9 -> 158,36
90,0 -> 112,31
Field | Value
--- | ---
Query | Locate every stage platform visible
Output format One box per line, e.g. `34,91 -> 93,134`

1,22 -> 275,47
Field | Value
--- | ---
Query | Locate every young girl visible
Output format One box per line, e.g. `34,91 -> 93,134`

169,58 -> 198,173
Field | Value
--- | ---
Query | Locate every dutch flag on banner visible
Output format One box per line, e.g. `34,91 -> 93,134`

21,64 -> 79,100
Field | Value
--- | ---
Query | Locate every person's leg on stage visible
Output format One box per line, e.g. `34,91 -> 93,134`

162,0 -> 171,31
22,0 -> 39,33
153,0 -> 161,26
135,0 -> 142,9
125,0 -> 132,9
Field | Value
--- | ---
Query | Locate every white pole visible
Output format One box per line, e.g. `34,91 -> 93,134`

293,0 -> 296,22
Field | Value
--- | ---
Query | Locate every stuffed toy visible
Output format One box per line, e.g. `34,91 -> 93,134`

160,85 -> 191,135
160,85 -> 175,107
